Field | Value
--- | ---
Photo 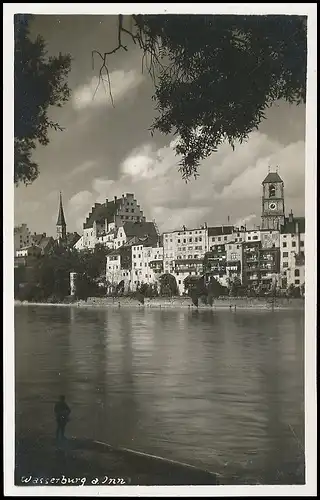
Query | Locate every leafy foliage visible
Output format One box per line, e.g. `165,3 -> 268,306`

101,14 -> 306,179
159,273 -> 179,296
14,14 -> 71,185
15,244 -> 111,302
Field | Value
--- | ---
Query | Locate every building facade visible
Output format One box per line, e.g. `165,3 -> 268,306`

14,224 -> 32,252
280,212 -> 305,290
79,194 -> 146,251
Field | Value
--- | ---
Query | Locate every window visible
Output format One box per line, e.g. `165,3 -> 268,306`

253,236 -> 258,240
300,240 -> 304,247
195,237 -> 198,242
199,237 -> 202,242
183,239 -> 186,243
292,241 -> 296,247
283,242 -> 287,248
269,184 -> 276,197
283,252 -> 288,258
294,269 -> 300,277
189,238 -> 192,242
248,236 -> 251,240
178,239 -> 181,243
295,279 -> 300,285
224,236 -> 227,241
178,280 -> 181,284
131,209 -> 134,212
283,262 -> 288,268
218,237 -> 221,241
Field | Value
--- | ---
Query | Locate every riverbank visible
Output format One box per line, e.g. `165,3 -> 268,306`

15,435 -> 219,486
14,296 -> 304,311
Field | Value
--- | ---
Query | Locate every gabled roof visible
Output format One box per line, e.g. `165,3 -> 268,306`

38,237 -> 54,250
122,221 -> 159,247
208,225 -> 233,237
66,232 -> 81,247
83,199 -> 122,229
281,216 -> 305,234
262,172 -> 283,184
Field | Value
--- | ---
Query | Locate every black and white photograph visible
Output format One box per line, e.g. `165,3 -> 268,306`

4,3 -> 317,496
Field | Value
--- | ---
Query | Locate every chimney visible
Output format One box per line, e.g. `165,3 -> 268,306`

114,196 -> 117,203
295,221 -> 299,234
289,209 -> 294,223
204,222 -> 207,229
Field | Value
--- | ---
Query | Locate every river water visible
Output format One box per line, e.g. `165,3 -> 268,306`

15,305 -> 305,484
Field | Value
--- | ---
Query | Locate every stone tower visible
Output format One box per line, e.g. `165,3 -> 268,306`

56,191 -> 67,241
261,169 -> 285,230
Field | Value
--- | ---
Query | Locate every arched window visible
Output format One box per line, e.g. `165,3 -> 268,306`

269,184 -> 276,197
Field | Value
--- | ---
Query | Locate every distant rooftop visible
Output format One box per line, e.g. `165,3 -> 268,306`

281,216 -> 305,234
262,172 -> 283,184
123,221 -> 159,247
208,225 -> 234,237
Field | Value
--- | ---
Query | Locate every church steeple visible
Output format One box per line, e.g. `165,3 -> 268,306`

56,192 -> 67,241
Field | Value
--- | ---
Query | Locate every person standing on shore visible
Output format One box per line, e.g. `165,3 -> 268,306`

54,395 -> 71,442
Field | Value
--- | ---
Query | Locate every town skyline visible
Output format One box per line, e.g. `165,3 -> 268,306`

14,15 -> 306,237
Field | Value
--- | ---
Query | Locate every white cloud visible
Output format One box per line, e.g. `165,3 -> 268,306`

72,69 -> 144,111
65,132 -> 305,235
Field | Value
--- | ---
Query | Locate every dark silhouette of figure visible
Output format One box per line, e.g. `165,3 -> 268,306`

54,395 -> 71,441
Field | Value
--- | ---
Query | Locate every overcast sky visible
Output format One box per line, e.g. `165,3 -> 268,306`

14,15 -> 306,236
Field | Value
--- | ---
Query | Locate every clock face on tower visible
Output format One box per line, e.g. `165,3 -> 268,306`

269,202 -> 277,211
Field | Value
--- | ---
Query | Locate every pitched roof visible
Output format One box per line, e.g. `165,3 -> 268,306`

122,221 -> 159,247
208,225 -> 233,237
38,237 -> 54,251
57,193 -> 66,226
66,232 -> 81,247
31,233 -> 46,245
83,199 -> 122,229
262,172 -> 283,184
281,216 -> 305,234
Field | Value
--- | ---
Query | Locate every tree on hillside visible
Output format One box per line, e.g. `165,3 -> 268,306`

95,14 -> 306,179
14,14 -> 71,185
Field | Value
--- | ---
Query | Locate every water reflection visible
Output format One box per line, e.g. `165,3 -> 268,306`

15,306 -> 304,484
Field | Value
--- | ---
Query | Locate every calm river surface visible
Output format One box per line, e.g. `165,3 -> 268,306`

15,305 -> 305,484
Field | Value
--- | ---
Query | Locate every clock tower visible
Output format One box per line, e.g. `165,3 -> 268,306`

261,170 -> 285,230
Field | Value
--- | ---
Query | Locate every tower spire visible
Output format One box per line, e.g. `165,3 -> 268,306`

56,191 -> 66,241
57,192 -> 66,226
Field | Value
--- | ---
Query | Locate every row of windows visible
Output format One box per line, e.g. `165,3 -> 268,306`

283,240 -> 303,248
210,236 -> 229,242
164,231 -> 204,238
282,234 -> 302,239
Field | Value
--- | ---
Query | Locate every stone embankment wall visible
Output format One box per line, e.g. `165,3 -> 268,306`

82,296 -> 304,310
